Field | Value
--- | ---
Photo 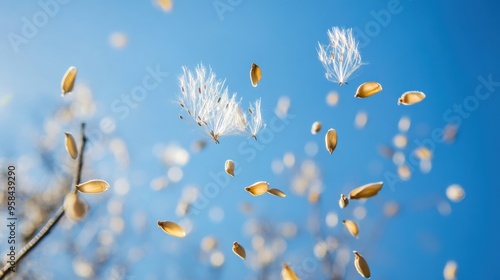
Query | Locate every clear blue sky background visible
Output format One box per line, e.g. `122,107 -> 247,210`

0,0 -> 499,279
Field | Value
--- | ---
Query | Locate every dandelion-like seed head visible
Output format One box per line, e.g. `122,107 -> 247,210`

318,27 -> 363,85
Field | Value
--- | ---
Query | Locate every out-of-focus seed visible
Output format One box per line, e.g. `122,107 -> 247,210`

281,263 -> 300,280
268,188 -> 287,198
343,220 -> 359,238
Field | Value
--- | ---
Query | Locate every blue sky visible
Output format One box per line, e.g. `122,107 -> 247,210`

1,0 -> 499,279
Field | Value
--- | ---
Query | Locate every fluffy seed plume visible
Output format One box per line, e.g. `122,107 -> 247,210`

318,27 -> 363,85
177,64 -> 264,143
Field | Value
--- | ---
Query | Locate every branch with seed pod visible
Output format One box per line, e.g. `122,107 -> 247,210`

0,123 -> 108,279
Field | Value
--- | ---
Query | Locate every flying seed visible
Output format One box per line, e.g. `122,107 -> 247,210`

180,103 -> 184,108
61,66 -> 77,96
343,220 -> 359,238
354,82 -> 382,98
353,251 -> 371,278
443,260 -> 458,280
64,132 -> 78,160
226,103 -> 229,109
232,242 -> 246,260
225,160 -> 235,176
325,129 -> 338,154
446,184 -> 465,202
179,115 -> 183,119
355,111 -> 368,129
281,263 -> 300,280
187,110 -> 191,115
217,97 -> 221,103
349,181 -> 383,199
311,121 -> 322,135
76,179 -> 110,194
398,91 -> 426,105
250,63 -> 262,87
339,194 -> 348,208
157,221 -> 186,238
181,86 -> 184,92
414,147 -> 432,160
197,122 -> 201,126
198,87 -> 201,94
267,188 -> 286,198
249,108 -> 253,114
245,181 -> 269,196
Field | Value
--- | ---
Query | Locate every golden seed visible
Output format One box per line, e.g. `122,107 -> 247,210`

339,194 -> 349,208
250,63 -> 262,87
353,251 -> 371,278
443,260 -> 458,280
281,263 -> 300,280
225,160 -> 235,177
393,134 -> 408,148
446,184 -> 465,202
232,242 -> 246,260
267,188 -> 286,198
349,181 -> 383,199
64,132 -> 78,160
61,66 -> 77,96
398,91 -> 426,105
311,121 -> 322,135
200,236 -> 218,252
325,128 -> 338,154
245,181 -> 269,196
155,0 -> 173,12
157,220 -> 186,238
76,179 -> 110,194
308,190 -> 321,204
398,165 -> 411,180
343,220 -> 359,238
354,81 -> 382,98
64,193 -> 87,221
414,147 -> 432,160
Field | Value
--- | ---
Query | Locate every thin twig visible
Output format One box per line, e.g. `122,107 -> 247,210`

0,123 -> 87,279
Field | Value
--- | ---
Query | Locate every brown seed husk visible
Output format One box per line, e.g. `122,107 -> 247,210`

157,221 -> 186,238
325,129 -> 338,154
268,188 -> 286,198
339,194 -> 349,208
245,181 -> 269,196
250,63 -> 262,87
64,132 -> 78,160
398,91 -> 426,105
349,181 -> 383,199
64,193 -> 87,221
232,241 -> 246,260
225,160 -> 235,176
281,263 -> 300,280
61,66 -> 78,96
353,251 -> 371,278
343,220 -> 359,238
354,82 -> 382,98
311,121 -> 322,135
76,179 -> 110,194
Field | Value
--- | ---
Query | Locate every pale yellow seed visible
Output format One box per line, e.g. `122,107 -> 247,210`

355,111 -> 368,129
398,165 -> 411,180
443,260 -> 458,280
76,179 -> 110,194
393,134 -> 408,149
157,221 -> 186,238
250,63 -> 262,87
414,147 -> 432,160
398,91 -> 426,105
154,0 -> 173,12
398,116 -> 411,132
353,251 -> 371,278
281,263 -> 300,280
308,190 -> 320,204
326,91 -> 339,106
325,128 -> 338,154
64,193 -> 87,221
267,188 -> 286,198
245,181 -> 269,196
443,124 -> 458,143
384,201 -> 400,217
232,242 -> 246,260
339,194 -> 349,208
225,160 -> 235,176
64,132 -> 78,160
343,220 -> 359,238
311,121 -> 322,135
200,236 -> 218,252
61,66 -> 77,96
446,184 -> 465,202
349,181 -> 383,199
354,81 -> 382,98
